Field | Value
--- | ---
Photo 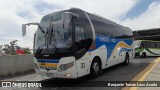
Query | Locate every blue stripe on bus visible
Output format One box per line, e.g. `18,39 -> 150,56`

88,35 -> 133,60
37,59 -> 59,63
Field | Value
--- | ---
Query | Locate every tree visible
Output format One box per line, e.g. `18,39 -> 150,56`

3,40 -> 18,55
22,47 -> 31,54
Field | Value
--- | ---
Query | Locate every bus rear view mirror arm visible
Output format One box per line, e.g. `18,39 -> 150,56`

22,23 -> 39,36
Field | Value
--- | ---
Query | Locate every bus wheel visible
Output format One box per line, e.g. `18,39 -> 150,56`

123,53 -> 129,65
142,52 -> 146,58
90,58 -> 101,77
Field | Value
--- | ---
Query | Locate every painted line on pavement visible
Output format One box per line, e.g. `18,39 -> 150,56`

122,57 -> 160,90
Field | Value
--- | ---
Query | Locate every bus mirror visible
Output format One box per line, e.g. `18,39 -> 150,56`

22,24 -> 26,36
62,12 -> 79,28
22,23 -> 39,36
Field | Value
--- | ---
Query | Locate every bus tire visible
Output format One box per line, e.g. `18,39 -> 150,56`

142,52 -> 146,58
90,58 -> 101,78
123,53 -> 129,65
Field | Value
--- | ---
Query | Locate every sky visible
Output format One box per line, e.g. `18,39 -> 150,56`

0,0 -> 160,48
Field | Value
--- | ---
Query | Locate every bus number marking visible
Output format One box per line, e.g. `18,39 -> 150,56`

41,62 -> 45,65
81,63 -> 85,69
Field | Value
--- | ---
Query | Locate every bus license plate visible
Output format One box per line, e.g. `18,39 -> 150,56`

46,72 -> 53,77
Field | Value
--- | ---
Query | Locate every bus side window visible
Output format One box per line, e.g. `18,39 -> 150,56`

75,26 -> 85,43
141,42 -> 144,48
144,41 -> 149,48
75,25 -> 87,55
150,42 -> 156,48
156,42 -> 160,48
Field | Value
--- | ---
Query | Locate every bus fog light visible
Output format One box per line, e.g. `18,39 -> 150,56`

58,62 -> 74,72
64,74 -> 70,77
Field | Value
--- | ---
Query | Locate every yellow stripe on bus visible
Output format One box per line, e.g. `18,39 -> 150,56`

38,63 -> 58,67
112,41 -> 133,55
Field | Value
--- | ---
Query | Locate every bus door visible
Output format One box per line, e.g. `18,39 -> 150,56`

74,25 -> 89,77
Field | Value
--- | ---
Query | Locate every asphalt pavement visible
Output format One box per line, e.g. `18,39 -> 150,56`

0,57 -> 159,90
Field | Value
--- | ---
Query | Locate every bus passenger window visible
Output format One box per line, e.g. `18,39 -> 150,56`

140,42 -> 144,48
156,42 -> 160,48
150,42 -> 156,48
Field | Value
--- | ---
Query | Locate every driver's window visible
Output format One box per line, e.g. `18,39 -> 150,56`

75,26 -> 85,43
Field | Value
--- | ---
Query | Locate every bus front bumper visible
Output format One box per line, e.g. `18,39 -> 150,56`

35,67 -> 78,79
34,57 -> 78,79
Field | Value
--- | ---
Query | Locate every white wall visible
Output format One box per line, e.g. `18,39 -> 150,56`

0,54 -> 34,77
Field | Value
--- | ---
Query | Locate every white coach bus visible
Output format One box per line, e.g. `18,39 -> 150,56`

22,8 -> 134,78
135,40 -> 160,57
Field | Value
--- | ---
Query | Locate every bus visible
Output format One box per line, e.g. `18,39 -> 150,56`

135,40 -> 160,57
22,8 -> 134,78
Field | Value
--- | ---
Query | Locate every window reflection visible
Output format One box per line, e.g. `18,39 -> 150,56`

35,11 -> 73,52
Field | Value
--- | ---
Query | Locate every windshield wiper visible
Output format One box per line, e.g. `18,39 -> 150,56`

49,25 -> 59,53
49,25 -> 54,44
36,47 -> 42,54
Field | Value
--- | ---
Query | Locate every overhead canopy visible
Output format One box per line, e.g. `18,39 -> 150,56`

133,28 -> 160,41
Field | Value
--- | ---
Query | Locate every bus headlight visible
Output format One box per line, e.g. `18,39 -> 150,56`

58,62 -> 74,72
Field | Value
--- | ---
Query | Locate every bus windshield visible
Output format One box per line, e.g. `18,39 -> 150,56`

134,40 -> 141,49
35,11 -> 72,53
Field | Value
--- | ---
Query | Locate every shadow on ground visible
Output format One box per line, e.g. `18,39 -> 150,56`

39,57 -> 154,88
